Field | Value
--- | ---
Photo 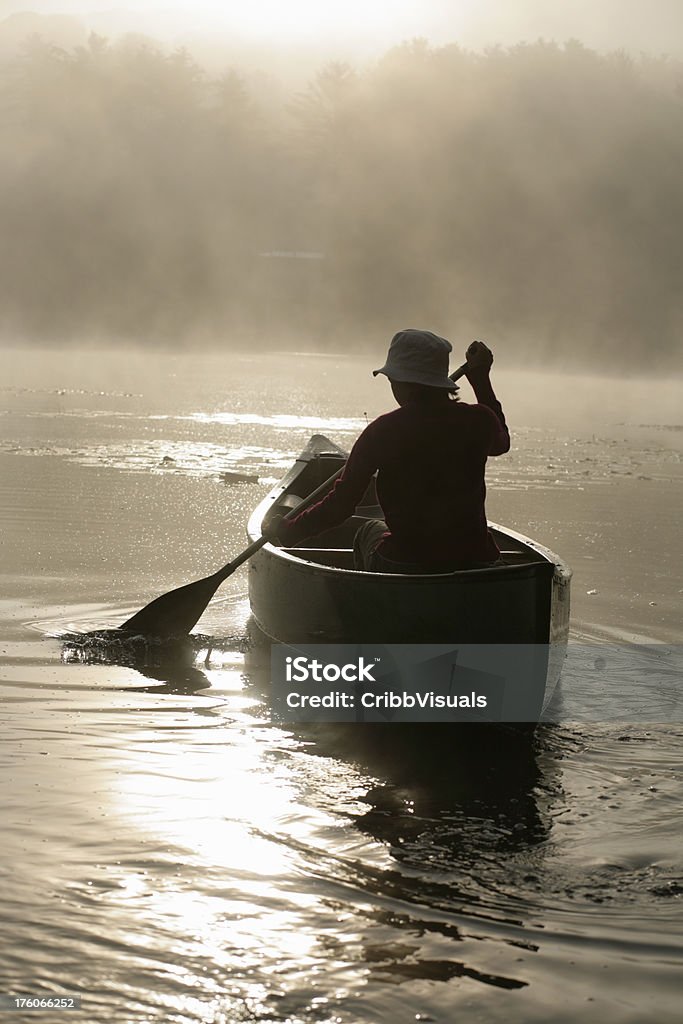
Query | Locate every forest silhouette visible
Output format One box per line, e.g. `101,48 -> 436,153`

2,33 -> 682,369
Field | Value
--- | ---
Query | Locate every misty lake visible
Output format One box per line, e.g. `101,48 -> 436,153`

1,347 -> 682,1023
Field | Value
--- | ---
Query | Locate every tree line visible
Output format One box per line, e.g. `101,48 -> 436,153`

1,34 -> 682,368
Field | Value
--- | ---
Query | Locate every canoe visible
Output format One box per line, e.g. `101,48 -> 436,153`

247,434 -> 571,717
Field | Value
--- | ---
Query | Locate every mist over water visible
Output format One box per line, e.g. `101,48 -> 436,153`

0,22 -> 682,371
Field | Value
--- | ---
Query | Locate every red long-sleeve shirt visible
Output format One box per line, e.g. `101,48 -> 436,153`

280,374 -> 510,566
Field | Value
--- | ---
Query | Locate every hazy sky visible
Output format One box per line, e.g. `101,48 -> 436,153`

2,0 -> 683,57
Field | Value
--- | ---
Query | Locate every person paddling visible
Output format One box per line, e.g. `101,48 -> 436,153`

276,329 -> 510,572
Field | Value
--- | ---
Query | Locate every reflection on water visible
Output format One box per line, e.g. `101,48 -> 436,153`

1,421 -> 679,491
0,637 -> 679,1022
1,625 -> 661,1022
1,352 -> 682,1023
41,627 -> 552,1014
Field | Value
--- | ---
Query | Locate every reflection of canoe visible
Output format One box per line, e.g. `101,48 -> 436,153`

247,435 -> 571,715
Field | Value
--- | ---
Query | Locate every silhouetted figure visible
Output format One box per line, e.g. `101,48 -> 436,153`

277,330 -> 509,572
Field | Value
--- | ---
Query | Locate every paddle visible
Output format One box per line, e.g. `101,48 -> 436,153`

120,359 -> 472,638
451,360 -> 468,382
120,464 -> 344,638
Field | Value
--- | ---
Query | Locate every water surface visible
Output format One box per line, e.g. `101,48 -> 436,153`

1,348 -> 681,1023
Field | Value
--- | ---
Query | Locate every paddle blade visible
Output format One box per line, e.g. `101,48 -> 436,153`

120,572 -> 223,638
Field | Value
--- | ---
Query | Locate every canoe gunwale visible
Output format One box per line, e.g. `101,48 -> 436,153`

255,542 -> 555,583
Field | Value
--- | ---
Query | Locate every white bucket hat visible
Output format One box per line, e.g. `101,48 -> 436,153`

373,329 -> 458,390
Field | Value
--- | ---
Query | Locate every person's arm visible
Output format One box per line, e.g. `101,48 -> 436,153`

277,426 -> 379,546
464,341 -> 510,456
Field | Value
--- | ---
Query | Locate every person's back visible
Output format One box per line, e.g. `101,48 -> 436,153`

366,394 -> 507,567
276,330 -> 509,572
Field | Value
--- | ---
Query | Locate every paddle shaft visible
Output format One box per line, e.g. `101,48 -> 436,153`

214,464 -> 345,582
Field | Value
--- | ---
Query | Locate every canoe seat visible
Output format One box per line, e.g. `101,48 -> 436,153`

282,547 -> 355,570
278,493 -> 305,511
498,550 -> 539,563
